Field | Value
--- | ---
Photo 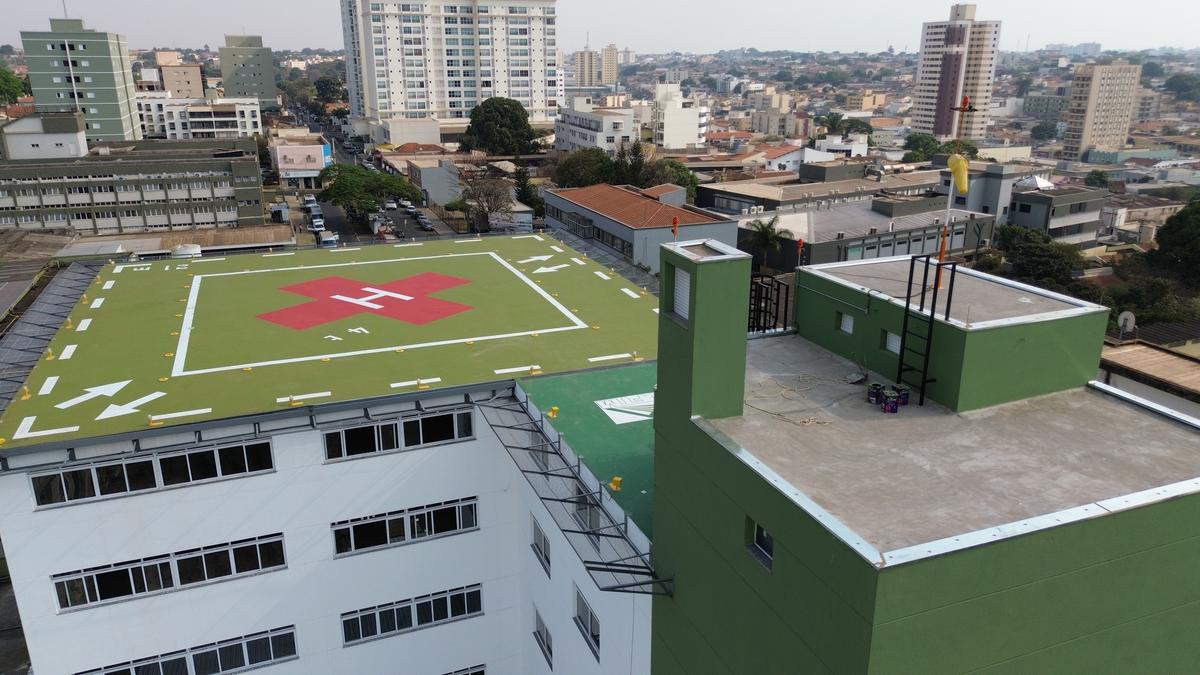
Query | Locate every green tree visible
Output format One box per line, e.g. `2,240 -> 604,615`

314,75 -> 346,104
317,164 -> 421,217
844,118 -> 874,136
901,133 -> 941,162
1164,74 -> 1200,101
1084,170 -> 1110,188
513,165 -> 544,217
773,69 -> 793,82
278,79 -> 316,106
0,64 -> 25,105
646,159 -> 700,203
553,148 -> 615,187
942,139 -> 979,159
331,107 -> 350,119
1141,62 -> 1164,78
816,112 -> 846,138
1031,122 -> 1058,141
993,225 -> 1083,289
1149,202 -> 1200,286
1015,76 -> 1034,97
745,215 -> 791,272
461,97 -> 536,155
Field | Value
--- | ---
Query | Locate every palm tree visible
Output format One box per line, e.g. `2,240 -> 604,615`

816,112 -> 846,139
746,214 -> 791,273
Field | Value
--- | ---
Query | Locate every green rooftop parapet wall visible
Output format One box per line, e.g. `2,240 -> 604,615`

794,257 -> 1110,412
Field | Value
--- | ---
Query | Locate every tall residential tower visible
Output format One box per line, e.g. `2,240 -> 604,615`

20,18 -> 141,142
911,4 -> 1000,141
218,35 -> 278,110
600,44 -> 618,86
1062,62 -> 1141,162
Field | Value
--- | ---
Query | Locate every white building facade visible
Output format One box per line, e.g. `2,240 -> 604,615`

651,83 -> 707,151
554,97 -> 637,156
911,3 -> 1000,141
340,0 -> 564,128
0,385 -> 651,674
136,92 -> 262,140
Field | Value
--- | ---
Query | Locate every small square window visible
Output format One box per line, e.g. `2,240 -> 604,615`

837,312 -> 855,335
883,331 -> 901,355
747,518 -> 774,570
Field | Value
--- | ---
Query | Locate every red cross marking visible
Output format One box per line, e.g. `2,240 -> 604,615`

257,273 -> 473,330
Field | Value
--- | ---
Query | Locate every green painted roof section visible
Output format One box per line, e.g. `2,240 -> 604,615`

0,236 -> 659,448
521,363 -> 657,536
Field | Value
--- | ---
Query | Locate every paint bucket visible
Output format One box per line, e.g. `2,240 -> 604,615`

896,386 -> 910,406
882,390 -> 900,414
867,383 -> 884,405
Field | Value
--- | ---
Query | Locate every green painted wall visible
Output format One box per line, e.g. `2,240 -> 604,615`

793,269 -> 1108,411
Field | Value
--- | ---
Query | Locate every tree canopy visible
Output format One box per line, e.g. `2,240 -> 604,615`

0,64 -> 25,105
901,133 -> 979,162
553,143 -> 700,202
316,163 -> 422,217
513,165 -> 544,217
1084,170 -> 1110,188
1164,74 -> 1200,102
553,148 -> 615,188
314,75 -> 347,104
1149,202 -> 1200,287
1031,122 -> 1058,142
461,97 -> 536,155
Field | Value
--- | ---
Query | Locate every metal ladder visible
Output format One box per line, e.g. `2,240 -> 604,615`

895,255 -> 959,406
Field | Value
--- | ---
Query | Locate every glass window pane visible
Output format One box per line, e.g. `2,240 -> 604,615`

432,596 -> 449,621
144,563 -> 163,591
343,617 -> 362,643
451,592 -> 466,616
403,419 -> 421,446
33,474 -> 66,505
271,631 -> 296,658
55,581 -> 70,608
160,455 -> 190,485
192,649 -> 219,675
416,600 -> 433,625
218,446 -> 246,475
396,604 -> 414,630
125,461 -> 157,491
95,569 -> 135,600
63,578 -> 86,606
176,556 -> 205,584
246,637 -> 271,664
218,644 -> 245,670
245,443 -> 273,471
63,468 -> 96,500
95,464 -> 127,495
134,663 -> 163,675
388,517 -> 405,543
334,528 -> 352,554
131,566 -> 146,593
360,612 -> 378,638
457,411 -> 473,437
411,512 -> 430,539
380,424 -> 398,451
466,588 -> 482,614
379,607 -> 397,633
158,562 -> 174,589
353,520 -> 388,550
433,506 -> 458,534
160,658 -> 188,675
203,550 -> 232,578
324,432 -> 343,460
461,503 -> 477,529
233,545 -> 259,573
188,451 -> 218,481
421,414 -> 455,443
258,540 -> 285,568
344,426 -> 378,455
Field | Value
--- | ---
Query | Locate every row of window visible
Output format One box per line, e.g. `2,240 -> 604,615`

53,534 -> 285,611
323,408 -> 474,460
532,589 -> 601,668
341,584 -> 483,645
32,441 -> 274,507
332,496 -> 478,555
77,625 -> 297,675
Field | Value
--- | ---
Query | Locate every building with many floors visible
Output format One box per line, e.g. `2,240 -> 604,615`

20,18 -> 141,143
136,92 -> 262,140
1009,180 -> 1107,246
1062,62 -> 1141,162
651,83 -> 706,151
574,48 -> 598,88
911,4 -> 1000,141
554,97 -> 636,156
218,35 -> 278,110
340,0 -> 564,134
159,64 -> 207,99
600,44 -> 618,86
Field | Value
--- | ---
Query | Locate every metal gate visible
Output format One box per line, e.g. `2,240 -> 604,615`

748,274 -> 792,334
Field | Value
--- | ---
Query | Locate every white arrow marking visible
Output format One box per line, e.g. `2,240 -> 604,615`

550,245 -> 564,253
518,255 -> 554,264
150,408 -> 213,422
55,380 -> 132,410
13,416 -> 80,440
96,391 -> 167,420
511,235 -> 543,241
533,264 -> 569,274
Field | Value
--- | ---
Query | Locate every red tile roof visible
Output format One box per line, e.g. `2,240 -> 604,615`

762,145 -> 805,160
552,184 -> 723,229
640,184 -> 682,198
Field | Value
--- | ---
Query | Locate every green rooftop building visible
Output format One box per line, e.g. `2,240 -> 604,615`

20,18 -> 141,143
650,245 -> 1200,673
219,35 -> 278,110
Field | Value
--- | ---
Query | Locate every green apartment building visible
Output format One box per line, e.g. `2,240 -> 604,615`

219,35 -> 278,110
20,18 -> 141,143
650,244 -> 1200,673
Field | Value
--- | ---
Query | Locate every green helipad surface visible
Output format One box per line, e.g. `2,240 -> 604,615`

521,363 -> 657,535
0,236 -> 659,448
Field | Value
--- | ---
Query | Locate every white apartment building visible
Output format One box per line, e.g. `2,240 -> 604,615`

1062,62 -> 1141,162
912,3 -> 1000,141
651,83 -> 707,151
340,0 -> 564,129
554,96 -> 636,156
574,49 -> 598,88
136,91 -> 262,140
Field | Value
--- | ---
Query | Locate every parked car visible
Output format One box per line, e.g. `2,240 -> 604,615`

384,199 -> 398,210
307,216 -> 326,232
420,220 -> 435,232
404,205 -> 418,215
398,199 -> 412,208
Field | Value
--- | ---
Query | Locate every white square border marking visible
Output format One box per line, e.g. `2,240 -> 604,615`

171,251 -> 588,377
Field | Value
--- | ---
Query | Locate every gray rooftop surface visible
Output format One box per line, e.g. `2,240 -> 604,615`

707,171 -> 942,202
764,200 -> 987,243
810,258 -> 1088,325
710,335 -> 1200,554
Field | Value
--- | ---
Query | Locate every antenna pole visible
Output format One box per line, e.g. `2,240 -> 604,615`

62,0 -> 68,17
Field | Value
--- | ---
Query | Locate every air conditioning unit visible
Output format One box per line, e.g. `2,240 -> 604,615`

868,227 -> 878,235
741,208 -> 749,215
835,231 -> 845,240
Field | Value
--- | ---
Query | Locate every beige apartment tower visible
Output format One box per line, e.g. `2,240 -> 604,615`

1062,62 -> 1141,161
160,64 -> 206,98
601,44 -> 619,86
575,49 -> 598,87
912,3 -> 1001,141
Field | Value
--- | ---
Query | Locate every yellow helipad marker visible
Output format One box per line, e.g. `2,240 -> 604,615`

322,357 -> 332,362
46,347 -> 55,360
632,351 -> 644,362
20,386 -> 31,401
608,476 -> 623,491
170,331 -> 180,336
242,367 -> 253,372
164,352 -> 174,357
547,406 -> 559,419
147,414 -> 164,428
158,377 -> 169,382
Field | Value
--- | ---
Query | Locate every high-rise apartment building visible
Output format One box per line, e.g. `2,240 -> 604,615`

218,35 -> 278,110
20,18 -> 141,142
574,49 -> 598,88
159,64 -> 207,98
340,0 -> 563,130
600,44 -> 618,86
1062,62 -> 1141,162
912,4 -> 1000,141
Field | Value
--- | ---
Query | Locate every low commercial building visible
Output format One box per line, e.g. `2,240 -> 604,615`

554,97 -> 637,157
0,135 -> 264,234
406,158 -> 469,206
544,183 -> 735,273
931,159 -> 1051,224
697,171 -> 942,214
1010,181 -> 1107,246
797,158 -> 875,184
268,129 -> 333,190
0,110 -> 87,161
137,92 -> 262,140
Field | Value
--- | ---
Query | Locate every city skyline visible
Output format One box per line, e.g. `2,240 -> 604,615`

1,0 -> 1197,55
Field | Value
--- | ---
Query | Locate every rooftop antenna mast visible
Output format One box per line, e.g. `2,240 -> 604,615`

62,0 -> 69,17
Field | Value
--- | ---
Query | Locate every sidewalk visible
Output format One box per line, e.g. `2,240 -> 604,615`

545,228 -> 661,295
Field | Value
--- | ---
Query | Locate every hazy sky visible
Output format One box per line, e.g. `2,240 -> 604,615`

3,0 -> 1196,54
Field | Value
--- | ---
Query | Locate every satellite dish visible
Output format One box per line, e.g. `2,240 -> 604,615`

1118,311 -> 1136,335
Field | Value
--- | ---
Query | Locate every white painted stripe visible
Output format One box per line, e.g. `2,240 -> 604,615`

274,391 -> 332,403
263,252 -> 295,257
13,416 -> 79,440
191,258 -> 226,263
594,271 -> 610,280
511,235 -> 543,241
170,276 -> 203,377
394,242 -> 424,247
550,245 -> 564,253
76,318 -> 92,332
652,308 -> 661,314
588,353 -> 632,363
38,376 -> 60,396
329,248 -> 361,253
90,297 -> 105,309
60,344 -> 78,360
150,408 -> 213,421
485,253 -> 588,329
494,365 -> 541,375
390,377 -> 444,388
571,258 -> 586,266
621,288 -> 640,299
453,238 -> 484,244
102,280 -> 115,290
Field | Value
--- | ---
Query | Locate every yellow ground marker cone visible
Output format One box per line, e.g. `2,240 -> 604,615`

531,332 -> 540,337
242,367 -> 253,372
164,352 -> 174,357
547,406 -> 559,419
20,386 -> 31,401
158,377 -> 169,382
170,331 -> 180,336
395,348 -> 404,353
65,317 -> 73,329
46,347 -> 55,360
632,351 -> 644,362
322,357 -> 331,362
147,414 -> 164,428
465,340 -> 474,345
591,325 -> 600,330
530,364 -> 543,375
417,378 -> 430,390
608,476 -> 623,492
175,313 -> 183,318
288,395 -> 303,407
0,438 -> 6,446
80,294 -> 88,304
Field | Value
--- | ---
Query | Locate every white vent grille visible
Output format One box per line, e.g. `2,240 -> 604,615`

673,266 -> 691,320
